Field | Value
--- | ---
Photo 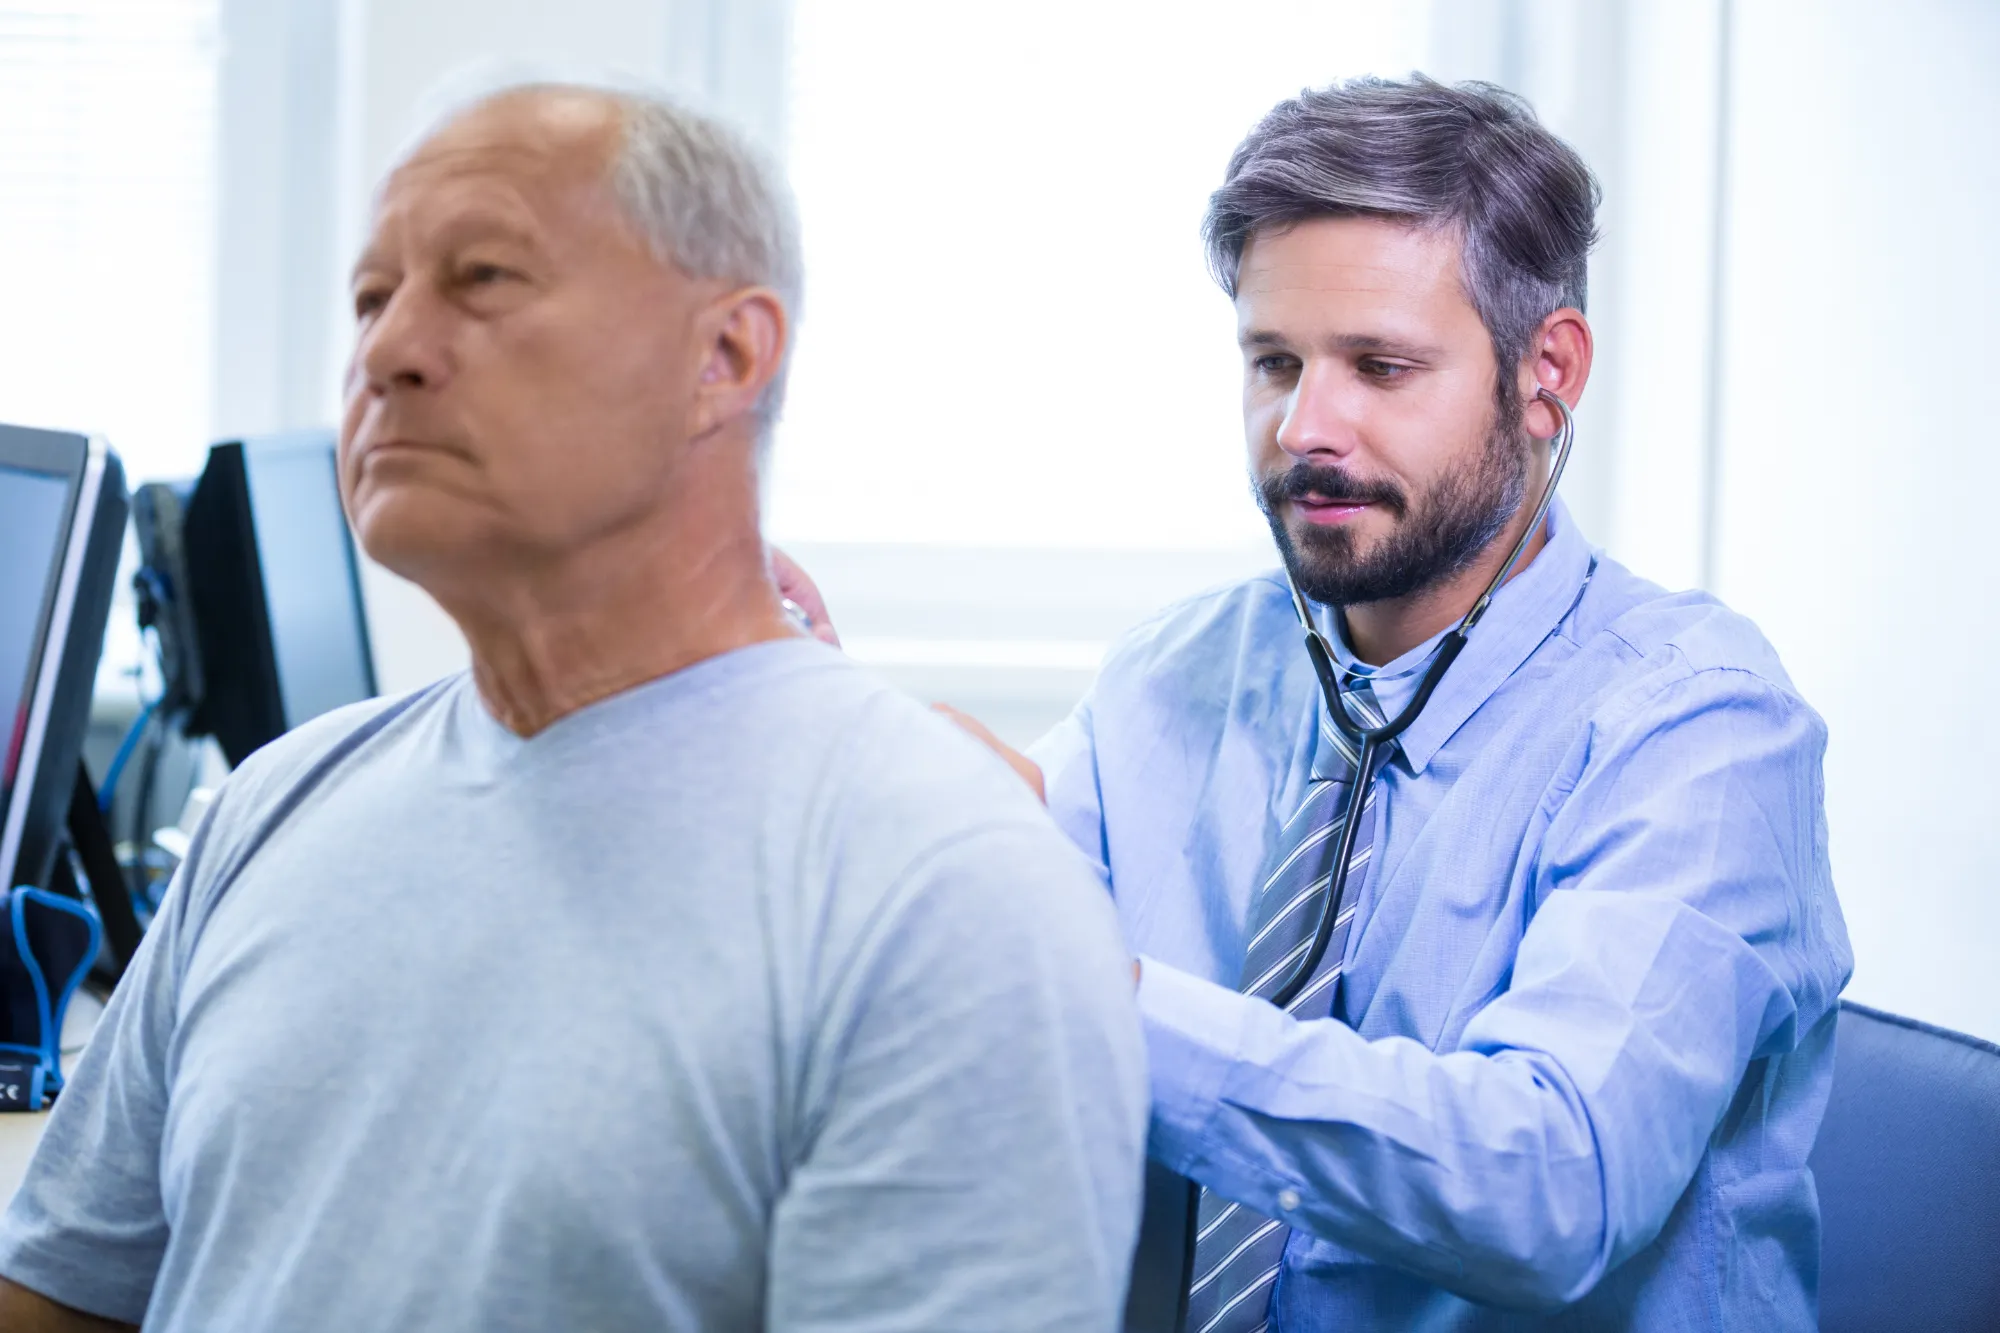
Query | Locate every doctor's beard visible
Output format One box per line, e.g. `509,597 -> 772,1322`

1255,413 -> 1530,609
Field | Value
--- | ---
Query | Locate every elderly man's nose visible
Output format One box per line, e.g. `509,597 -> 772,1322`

359,293 -> 449,392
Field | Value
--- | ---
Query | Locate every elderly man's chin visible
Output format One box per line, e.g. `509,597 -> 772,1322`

346,481 -> 501,586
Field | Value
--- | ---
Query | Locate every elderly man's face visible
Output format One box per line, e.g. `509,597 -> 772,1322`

341,95 -> 719,587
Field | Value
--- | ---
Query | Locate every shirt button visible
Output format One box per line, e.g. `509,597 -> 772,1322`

1277,1188 -> 1301,1212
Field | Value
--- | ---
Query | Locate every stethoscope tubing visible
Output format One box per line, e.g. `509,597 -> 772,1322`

1269,388 -> 1577,1009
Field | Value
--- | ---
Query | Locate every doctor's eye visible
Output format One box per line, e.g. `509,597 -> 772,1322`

1253,354 -> 1300,377
1357,358 -> 1413,382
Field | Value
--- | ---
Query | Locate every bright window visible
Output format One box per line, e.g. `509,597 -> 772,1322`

0,0 -> 220,482
771,0 -> 1433,551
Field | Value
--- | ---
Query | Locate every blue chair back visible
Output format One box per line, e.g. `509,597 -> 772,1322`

1811,1000 -> 2000,1331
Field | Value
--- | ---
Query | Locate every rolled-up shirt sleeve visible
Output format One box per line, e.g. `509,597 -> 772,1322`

1138,667 -> 1844,1311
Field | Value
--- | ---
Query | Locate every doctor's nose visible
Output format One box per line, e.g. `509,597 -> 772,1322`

1275,364 -> 1363,463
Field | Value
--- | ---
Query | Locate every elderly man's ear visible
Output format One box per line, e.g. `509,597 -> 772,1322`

690,287 -> 787,441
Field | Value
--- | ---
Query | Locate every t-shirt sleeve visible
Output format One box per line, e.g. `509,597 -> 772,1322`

0,807 -> 214,1323
766,820 -> 1148,1332
0,690 -> 421,1322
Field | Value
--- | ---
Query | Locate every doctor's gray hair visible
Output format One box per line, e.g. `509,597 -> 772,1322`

396,73 -> 802,444
1203,76 -> 1598,397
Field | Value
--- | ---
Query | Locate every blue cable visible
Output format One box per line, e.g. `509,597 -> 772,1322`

97,701 -> 155,814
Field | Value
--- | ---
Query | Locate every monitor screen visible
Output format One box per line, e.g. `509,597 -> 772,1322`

243,439 -> 375,730
0,427 -> 126,901
183,433 -> 376,767
0,464 -> 73,808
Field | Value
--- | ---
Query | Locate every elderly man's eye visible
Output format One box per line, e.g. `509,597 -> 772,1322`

464,262 -> 514,285
354,287 -> 391,319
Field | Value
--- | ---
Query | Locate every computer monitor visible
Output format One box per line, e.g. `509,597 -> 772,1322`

182,431 -> 377,767
131,480 -> 205,722
0,426 -> 129,894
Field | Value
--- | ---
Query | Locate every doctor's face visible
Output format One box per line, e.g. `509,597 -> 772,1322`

1239,216 -> 1528,608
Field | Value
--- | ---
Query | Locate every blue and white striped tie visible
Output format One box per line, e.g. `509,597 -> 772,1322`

1183,680 -> 1390,1333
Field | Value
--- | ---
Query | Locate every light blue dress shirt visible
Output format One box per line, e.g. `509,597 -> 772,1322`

1034,503 -> 1853,1329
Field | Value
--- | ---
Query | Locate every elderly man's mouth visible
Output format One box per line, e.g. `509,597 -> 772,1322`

362,438 -> 464,464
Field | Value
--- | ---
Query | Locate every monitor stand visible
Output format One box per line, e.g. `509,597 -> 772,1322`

43,762 -> 145,984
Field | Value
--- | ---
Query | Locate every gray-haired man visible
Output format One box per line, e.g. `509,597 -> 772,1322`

0,84 -> 1146,1332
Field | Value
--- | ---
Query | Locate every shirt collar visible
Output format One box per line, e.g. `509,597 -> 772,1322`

1305,499 -> 1596,778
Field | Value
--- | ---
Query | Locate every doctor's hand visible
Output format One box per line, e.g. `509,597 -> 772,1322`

769,546 -> 842,647
933,705 -> 1046,804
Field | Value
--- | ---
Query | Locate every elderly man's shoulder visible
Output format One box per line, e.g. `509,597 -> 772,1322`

814,658 -> 1064,841
214,679 -> 453,816
693,647 -> 1126,988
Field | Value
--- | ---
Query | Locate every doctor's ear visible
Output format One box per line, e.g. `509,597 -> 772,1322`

690,286 -> 788,440
1518,308 -> 1593,441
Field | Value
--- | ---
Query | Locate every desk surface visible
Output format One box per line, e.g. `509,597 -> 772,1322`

0,1115 -> 46,1200
0,990 -> 104,1203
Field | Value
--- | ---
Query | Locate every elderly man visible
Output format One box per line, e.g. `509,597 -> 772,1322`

0,84 -> 1146,1331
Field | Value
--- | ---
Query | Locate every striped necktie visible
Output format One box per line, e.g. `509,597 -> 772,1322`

1183,678 -> 1390,1333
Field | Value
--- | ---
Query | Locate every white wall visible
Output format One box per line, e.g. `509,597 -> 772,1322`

212,0 -> 342,445
1711,0 -> 2000,1040
1429,0 -> 2000,1040
1595,0 -> 1730,593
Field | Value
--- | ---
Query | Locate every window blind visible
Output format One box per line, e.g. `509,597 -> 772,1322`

0,0 -> 220,483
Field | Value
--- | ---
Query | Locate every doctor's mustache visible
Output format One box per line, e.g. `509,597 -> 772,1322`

1257,464 -> 1409,519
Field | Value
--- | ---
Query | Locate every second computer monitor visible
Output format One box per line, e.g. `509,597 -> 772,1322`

183,432 -> 377,768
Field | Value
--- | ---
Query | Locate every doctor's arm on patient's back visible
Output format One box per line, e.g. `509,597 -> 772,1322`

771,550 -> 1048,798
1036,655 -> 1840,1310
775,545 -> 1843,1310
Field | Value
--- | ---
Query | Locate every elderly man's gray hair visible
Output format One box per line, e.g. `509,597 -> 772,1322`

400,77 -> 803,442
1205,75 -> 1598,414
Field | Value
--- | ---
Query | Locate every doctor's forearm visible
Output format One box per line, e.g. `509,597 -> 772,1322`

1139,960 -> 1616,1310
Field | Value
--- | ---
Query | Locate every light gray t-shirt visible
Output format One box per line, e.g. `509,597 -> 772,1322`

0,641 -> 1147,1331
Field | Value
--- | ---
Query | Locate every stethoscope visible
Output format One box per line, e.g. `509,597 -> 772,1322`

1266,387 -> 1577,1008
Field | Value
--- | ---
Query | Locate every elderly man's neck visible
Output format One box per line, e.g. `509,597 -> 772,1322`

437,490 -> 793,739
